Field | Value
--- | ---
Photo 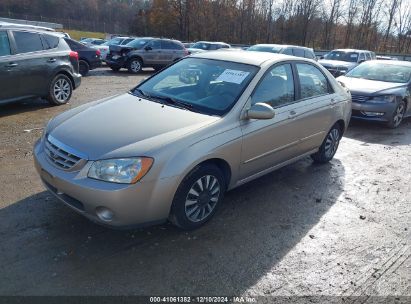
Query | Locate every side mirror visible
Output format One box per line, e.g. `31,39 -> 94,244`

247,103 -> 275,120
144,46 -> 152,51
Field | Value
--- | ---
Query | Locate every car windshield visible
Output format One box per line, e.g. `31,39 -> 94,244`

324,51 -> 359,62
102,38 -> 123,46
346,62 -> 411,83
132,57 -> 259,116
126,38 -> 151,48
191,42 -> 211,50
247,45 -> 282,53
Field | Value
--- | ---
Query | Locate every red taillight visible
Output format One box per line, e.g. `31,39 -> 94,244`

69,51 -> 79,61
96,50 -> 101,57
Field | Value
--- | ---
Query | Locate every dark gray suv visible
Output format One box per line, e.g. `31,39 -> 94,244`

105,37 -> 188,73
0,24 -> 81,106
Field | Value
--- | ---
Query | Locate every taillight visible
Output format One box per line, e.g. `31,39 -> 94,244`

96,50 -> 101,57
69,51 -> 79,61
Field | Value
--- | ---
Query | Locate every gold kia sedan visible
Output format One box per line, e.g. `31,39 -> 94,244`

34,51 -> 351,230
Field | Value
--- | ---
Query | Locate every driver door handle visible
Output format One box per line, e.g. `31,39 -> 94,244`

288,110 -> 297,119
47,58 -> 56,63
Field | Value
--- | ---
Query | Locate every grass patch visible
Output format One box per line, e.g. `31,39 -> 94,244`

62,29 -> 106,41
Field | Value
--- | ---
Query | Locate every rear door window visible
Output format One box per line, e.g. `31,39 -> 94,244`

296,63 -> 331,99
147,40 -> 161,50
13,31 -> 44,53
162,40 -> 180,50
43,34 -> 59,49
0,31 -> 11,56
293,48 -> 305,58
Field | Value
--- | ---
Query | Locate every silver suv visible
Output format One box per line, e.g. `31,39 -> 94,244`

105,37 -> 188,73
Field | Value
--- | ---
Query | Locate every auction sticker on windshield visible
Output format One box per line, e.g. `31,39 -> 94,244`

216,69 -> 250,84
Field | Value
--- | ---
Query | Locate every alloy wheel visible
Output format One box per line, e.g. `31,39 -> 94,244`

324,128 -> 340,158
393,103 -> 405,128
53,78 -> 71,103
184,175 -> 221,222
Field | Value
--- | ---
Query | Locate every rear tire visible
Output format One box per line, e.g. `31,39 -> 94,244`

47,74 -> 73,106
311,124 -> 341,163
170,164 -> 226,230
79,60 -> 89,76
127,58 -> 142,74
386,101 -> 405,128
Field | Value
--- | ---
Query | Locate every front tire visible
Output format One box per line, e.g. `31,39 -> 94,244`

387,101 -> 405,128
79,60 -> 90,76
170,164 -> 226,230
47,74 -> 73,106
127,58 -> 142,74
311,124 -> 341,163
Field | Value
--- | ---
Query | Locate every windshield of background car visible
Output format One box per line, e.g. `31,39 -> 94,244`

247,45 -> 282,53
191,42 -> 211,50
346,62 -> 411,83
103,38 -> 123,46
126,38 -> 151,48
324,51 -> 359,62
133,57 -> 259,116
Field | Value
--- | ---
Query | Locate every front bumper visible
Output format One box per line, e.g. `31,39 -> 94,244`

351,101 -> 397,122
33,139 -> 178,228
105,57 -> 126,69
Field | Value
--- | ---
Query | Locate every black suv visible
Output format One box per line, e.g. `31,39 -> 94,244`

0,24 -> 81,106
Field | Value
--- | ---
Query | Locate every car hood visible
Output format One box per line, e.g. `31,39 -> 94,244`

48,94 -> 219,160
337,76 -> 407,94
319,59 -> 357,69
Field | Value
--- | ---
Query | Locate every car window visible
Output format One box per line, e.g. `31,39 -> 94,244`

162,40 -> 180,50
91,40 -> 105,45
365,52 -> 371,60
147,40 -> 161,49
209,44 -> 218,50
293,48 -> 305,58
0,31 -> 11,56
282,48 -> 293,55
43,34 -> 59,49
121,38 -> 134,45
296,63 -> 331,99
305,50 -> 316,60
221,45 -> 229,49
13,31 -> 44,53
358,53 -> 365,62
252,64 -> 295,107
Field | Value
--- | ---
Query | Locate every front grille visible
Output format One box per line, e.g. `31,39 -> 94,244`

351,94 -> 370,103
44,137 -> 82,170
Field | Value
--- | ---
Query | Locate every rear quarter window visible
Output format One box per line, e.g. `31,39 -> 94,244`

43,34 -> 59,49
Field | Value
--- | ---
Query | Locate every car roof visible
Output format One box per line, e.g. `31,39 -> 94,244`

332,49 -> 371,53
0,21 -> 55,32
196,41 -> 229,45
252,44 -> 313,50
192,50 -> 306,66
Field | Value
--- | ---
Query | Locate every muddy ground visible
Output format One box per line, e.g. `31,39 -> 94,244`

0,67 -> 410,301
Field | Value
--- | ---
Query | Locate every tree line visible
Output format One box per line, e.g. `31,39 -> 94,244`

1,0 -> 410,53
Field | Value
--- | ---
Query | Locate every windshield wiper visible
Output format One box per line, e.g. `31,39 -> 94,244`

150,94 -> 194,111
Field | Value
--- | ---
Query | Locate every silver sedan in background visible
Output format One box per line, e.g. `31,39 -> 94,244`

34,52 -> 351,230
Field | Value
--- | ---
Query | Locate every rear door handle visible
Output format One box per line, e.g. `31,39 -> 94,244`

288,110 -> 297,119
6,63 -> 18,67
47,58 -> 56,63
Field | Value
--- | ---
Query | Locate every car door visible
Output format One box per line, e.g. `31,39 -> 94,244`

9,30 -> 50,97
144,40 -> 162,65
160,40 -> 177,65
240,63 -> 304,180
0,30 -> 20,103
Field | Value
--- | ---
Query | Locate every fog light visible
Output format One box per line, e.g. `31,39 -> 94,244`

96,207 -> 114,222
361,111 -> 384,116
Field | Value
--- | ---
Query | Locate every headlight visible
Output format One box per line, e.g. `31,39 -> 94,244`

369,95 -> 396,103
88,157 -> 153,184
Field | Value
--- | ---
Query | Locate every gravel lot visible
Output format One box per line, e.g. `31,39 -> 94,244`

0,67 -> 410,301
